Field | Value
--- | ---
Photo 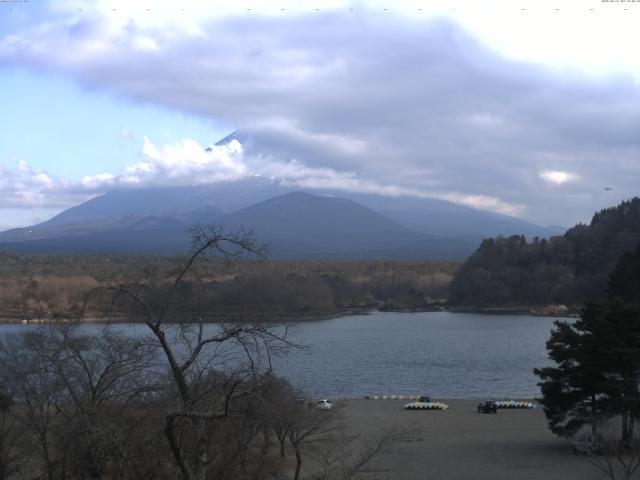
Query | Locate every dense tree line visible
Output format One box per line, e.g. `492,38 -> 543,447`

450,198 -> 640,308
0,254 -> 456,321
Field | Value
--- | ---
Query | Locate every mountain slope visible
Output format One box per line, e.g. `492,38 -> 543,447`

342,192 -> 564,238
0,216 -> 192,255
219,192 -> 475,258
0,177 -> 563,244
214,131 -> 564,238
0,192 -> 478,259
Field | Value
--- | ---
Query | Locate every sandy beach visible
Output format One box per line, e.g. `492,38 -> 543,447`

341,399 -> 605,480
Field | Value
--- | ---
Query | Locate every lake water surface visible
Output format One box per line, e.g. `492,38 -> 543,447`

0,311 -> 562,399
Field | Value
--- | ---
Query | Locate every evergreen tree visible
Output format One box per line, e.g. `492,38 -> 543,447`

535,244 -> 640,442
535,305 -> 613,438
608,244 -> 640,304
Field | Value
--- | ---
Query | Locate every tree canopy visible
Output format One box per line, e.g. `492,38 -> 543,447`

534,245 -> 640,442
450,198 -> 640,308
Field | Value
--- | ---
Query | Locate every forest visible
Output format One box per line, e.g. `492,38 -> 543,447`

0,252 -> 457,322
449,198 -> 640,309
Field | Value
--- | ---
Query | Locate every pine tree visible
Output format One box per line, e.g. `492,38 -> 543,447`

535,243 -> 640,442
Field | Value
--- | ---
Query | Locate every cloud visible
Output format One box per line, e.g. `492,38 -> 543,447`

0,135 -> 523,219
0,139 -> 249,209
540,170 -> 577,185
1,7 -> 640,225
77,138 -> 249,189
0,160 -> 90,208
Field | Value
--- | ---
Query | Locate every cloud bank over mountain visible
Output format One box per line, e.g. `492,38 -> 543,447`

1,3 -> 639,226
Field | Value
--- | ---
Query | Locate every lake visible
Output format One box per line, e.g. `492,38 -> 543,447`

0,311 -> 562,399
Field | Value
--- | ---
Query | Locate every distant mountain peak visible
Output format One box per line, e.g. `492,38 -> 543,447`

213,130 -> 247,148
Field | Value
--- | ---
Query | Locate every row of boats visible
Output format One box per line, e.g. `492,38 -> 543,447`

403,398 -> 537,411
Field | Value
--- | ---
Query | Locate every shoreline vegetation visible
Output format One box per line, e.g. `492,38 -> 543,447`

0,253 -> 457,323
0,249 -> 589,325
0,303 -> 579,324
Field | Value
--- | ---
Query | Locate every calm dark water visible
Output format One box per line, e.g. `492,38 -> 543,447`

272,311 -> 559,399
0,311 -> 562,399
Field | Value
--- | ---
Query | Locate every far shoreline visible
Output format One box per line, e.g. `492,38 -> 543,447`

0,304 -> 579,325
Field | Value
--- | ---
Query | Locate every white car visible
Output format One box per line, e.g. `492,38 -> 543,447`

315,399 -> 333,410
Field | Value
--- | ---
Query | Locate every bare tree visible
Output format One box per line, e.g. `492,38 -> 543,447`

287,404 -> 343,480
2,224 -> 410,480
47,325 -> 158,479
259,373 -> 301,459
0,391 -> 23,480
84,225 -> 296,480
284,400 -> 413,480
0,323 -> 160,480
309,426 -> 414,480
0,329 -> 66,480
589,439 -> 640,480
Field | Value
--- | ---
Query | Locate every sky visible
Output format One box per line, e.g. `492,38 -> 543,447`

1,0 -> 639,230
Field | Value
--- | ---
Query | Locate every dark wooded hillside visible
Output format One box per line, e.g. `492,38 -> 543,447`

449,198 -> 640,308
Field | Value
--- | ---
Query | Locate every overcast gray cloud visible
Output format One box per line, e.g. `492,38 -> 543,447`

1,9 -> 639,226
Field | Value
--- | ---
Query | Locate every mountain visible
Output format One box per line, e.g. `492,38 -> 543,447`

0,192 -> 477,258
0,179 -> 282,242
449,197 -> 640,307
213,131 -> 564,238
219,192 -> 475,258
0,216 -> 192,255
322,190 -> 564,238
0,129 -> 568,257
175,206 -> 225,225
0,177 -> 563,245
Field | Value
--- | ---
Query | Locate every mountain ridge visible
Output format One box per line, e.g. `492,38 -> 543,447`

0,191 -> 478,259
0,178 -> 563,241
